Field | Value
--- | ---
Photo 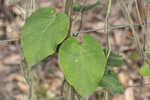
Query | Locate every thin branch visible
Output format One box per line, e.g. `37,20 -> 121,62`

65,0 -> 73,37
126,82 -> 150,88
61,79 -> 66,100
73,22 -> 150,34
0,38 -> 19,43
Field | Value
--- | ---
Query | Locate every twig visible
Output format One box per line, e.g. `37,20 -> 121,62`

78,11 -> 84,32
77,0 -> 87,32
61,79 -> 66,100
25,69 -> 33,100
65,0 -> 73,37
126,82 -> 150,88
66,84 -> 72,100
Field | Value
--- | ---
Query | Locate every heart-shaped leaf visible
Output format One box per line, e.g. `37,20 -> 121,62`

99,69 -> 124,94
140,62 -> 150,76
58,34 -> 106,97
21,7 -> 69,68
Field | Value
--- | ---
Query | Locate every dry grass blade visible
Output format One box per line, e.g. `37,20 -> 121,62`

24,0 -> 36,18
136,0 -> 145,24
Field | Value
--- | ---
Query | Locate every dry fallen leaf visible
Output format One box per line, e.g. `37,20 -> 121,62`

9,74 -> 25,82
118,72 -> 130,86
17,82 -> 28,93
2,54 -> 20,65
0,42 -> 8,47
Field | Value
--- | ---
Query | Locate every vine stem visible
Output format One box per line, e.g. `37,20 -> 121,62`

15,42 -> 33,100
104,0 -> 112,100
66,85 -> 72,100
25,69 -> 33,100
20,1 -> 36,100
77,0 -> 87,32
64,0 -> 77,100
105,0 -> 112,57
65,0 -> 73,37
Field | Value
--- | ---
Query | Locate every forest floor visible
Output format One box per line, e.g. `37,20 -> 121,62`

0,0 -> 150,100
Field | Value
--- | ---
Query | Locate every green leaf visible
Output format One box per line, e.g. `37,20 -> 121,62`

105,51 -> 123,67
140,62 -> 150,76
73,2 -> 82,12
82,1 -> 101,12
73,1 -> 101,12
21,8 -> 69,68
58,34 -> 106,97
99,69 -> 124,94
